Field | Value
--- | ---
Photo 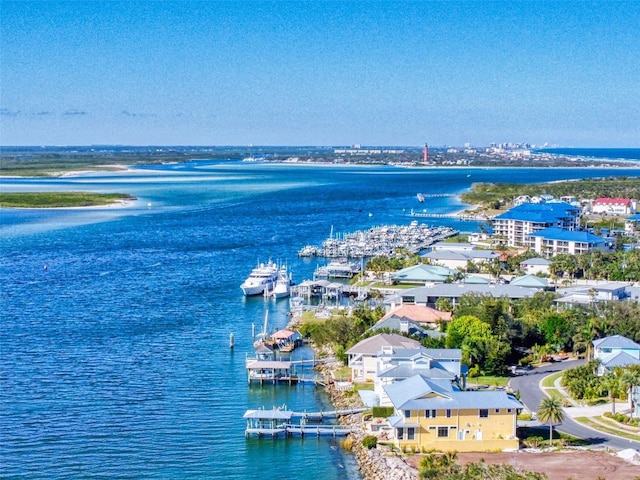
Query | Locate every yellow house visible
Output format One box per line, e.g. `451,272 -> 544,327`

382,374 -> 522,452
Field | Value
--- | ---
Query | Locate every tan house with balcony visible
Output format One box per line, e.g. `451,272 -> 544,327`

382,374 -> 522,452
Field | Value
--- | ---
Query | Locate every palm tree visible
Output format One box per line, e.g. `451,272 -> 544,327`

602,370 -> 624,415
537,396 -> 564,446
620,367 -> 640,418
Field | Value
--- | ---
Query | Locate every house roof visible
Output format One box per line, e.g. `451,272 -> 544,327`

594,197 -> 631,205
391,264 -> 457,283
599,351 -> 640,369
462,275 -> 491,284
378,364 -> 456,380
369,316 -> 445,339
271,329 -> 300,340
380,304 -> 452,323
399,283 -> 541,303
379,347 -> 462,361
528,227 -> 607,244
346,333 -> 421,355
423,250 -> 498,262
593,335 -> 640,350
493,202 -> 579,223
383,374 -> 523,411
520,258 -> 552,266
509,274 -> 548,288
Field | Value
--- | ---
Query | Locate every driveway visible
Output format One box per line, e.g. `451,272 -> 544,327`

509,359 -> 640,451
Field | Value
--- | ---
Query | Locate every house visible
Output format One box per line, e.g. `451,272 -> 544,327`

592,198 -> 636,216
374,346 -> 463,405
624,213 -> 640,234
593,335 -> 640,376
509,274 -> 549,289
379,304 -> 452,328
528,227 -> 609,256
390,283 -> 541,309
555,282 -> 630,308
422,248 -> 498,271
519,257 -> 551,275
492,202 -> 580,248
381,374 -> 522,452
368,316 -> 446,341
347,334 -> 421,382
390,264 -> 458,285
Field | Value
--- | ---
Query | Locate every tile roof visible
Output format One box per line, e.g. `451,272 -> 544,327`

380,305 -> 452,323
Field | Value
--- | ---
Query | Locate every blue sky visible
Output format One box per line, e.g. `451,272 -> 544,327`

1,1 -> 639,147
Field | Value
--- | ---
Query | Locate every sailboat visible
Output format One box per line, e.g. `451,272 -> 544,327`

253,310 -> 270,348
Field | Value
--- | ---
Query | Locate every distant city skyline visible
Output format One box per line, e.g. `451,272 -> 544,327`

2,1 -> 639,147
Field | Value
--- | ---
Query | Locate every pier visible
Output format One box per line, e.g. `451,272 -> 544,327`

244,407 -> 366,437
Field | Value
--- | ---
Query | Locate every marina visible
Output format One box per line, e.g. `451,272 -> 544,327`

298,223 -> 459,258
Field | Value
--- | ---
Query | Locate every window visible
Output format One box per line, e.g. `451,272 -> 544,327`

424,409 -> 437,418
479,409 -> 489,418
495,409 -> 500,413
407,428 -> 415,440
507,408 -> 512,413
437,426 -> 449,438
404,410 -> 411,418
446,409 -> 452,418
397,428 -> 404,440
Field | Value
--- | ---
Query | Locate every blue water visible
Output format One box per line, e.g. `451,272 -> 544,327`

2,162 -> 640,479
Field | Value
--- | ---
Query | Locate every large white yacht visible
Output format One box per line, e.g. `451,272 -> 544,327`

240,260 -> 279,296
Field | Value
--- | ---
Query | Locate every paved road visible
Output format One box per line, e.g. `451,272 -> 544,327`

509,359 -> 640,451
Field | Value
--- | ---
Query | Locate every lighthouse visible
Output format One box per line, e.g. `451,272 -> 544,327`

423,143 -> 429,163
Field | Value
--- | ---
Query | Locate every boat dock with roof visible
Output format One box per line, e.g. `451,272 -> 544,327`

243,406 -> 366,437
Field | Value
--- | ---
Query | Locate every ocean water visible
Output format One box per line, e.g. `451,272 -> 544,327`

2,162 -> 640,479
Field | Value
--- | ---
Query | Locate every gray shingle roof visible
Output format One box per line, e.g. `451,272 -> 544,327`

593,335 -> 640,350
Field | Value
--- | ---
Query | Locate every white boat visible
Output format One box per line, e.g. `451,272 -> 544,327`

417,193 -> 425,203
241,260 -> 279,296
314,258 -> 362,279
271,265 -> 293,299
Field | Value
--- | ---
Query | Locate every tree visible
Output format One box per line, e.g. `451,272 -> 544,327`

536,396 -> 564,446
620,367 -> 640,418
602,369 -> 624,415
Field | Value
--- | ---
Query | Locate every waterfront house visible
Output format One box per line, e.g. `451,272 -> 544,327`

509,274 -> 549,289
528,227 -> 609,256
491,202 -> 580,248
374,346 -> 463,405
624,213 -> 640,234
346,334 -> 421,383
381,374 -> 522,452
592,335 -> 640,376
519,257 -> 551,275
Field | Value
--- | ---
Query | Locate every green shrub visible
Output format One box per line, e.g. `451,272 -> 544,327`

361,435 -> 378,449
372,406 -> 394,417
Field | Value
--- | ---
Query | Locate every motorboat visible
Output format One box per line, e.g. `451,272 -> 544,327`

271,265 -> 293,299
416,193 -> 425,203
241,260 -> 279,296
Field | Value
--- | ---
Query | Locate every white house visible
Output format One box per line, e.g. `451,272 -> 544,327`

519,258 -> 551,275
346,334 -> 421,382
592,198 -> 636,216
593,335 -> 640,375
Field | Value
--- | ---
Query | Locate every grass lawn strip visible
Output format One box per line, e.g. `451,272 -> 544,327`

574,416 -> 640,441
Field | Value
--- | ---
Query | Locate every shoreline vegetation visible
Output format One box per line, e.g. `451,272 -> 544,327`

0,192 -> 136,208
1,146 -> 639,177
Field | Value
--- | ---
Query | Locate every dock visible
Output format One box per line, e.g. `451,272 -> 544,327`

244,407 -> 366,437
298,223 -> 458,258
